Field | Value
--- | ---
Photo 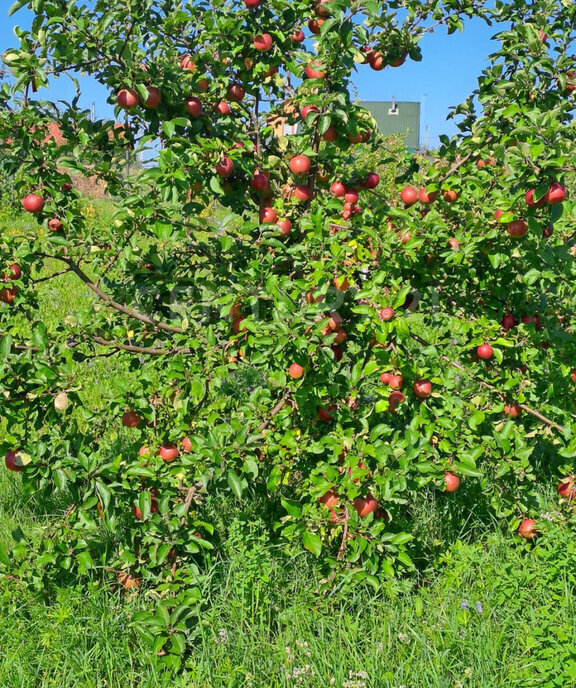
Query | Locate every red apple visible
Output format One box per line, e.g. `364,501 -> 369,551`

277,219 -> 292,235
250,173 -> 268,191
333,275 -> 349,291
545,182 -> 566,205
5,450 -> 24,472
333,328 -> 347,344
317,404 -> 336,422
133,497 -> 159,520
518,518 -> 538,539
244,0 -> 261,6
442,189 -> 459,203
525,188 -> 545,208
288,363 -> 304,379
331,344 -> 343,361
180,54 -> 196,70
196,78 -> 210,92
227,83 -> 245,102
3,264 -> 21,281
369,52 -> 384,71
389,373 -> 403,390
542,223 -> 554,238
144,86 -> 162,108
414,379 -> 432,399
122,411 -> 141,428
117,88 -> 139,109
289,155 -> 311,175
322,126 -> 338,142
48,218 -> 63,232
182,436 -> 193,453
254,33 -> 273,52
506,220 -> 528,237
260,206 -> 278,223
364,172 -> 380,189
159,444 -> 179,462
292,185 -> 312,202
353,494 -> 378,517
216,157 -> 234,178
400,186 -> 418,206
444,471 -> 460,492
558,477 -> 575,499
308,18 -> 324,34
419,188 -> 437,204
330,181 -> 346,198
501,313 -> 516,330
291,29 -> 305,42
448,238 -> 460,250
379,307 -> 394,321
477,344 -> 493,360
232,317 -> 246,334
305,62 -> 325,79
319,489 -> 338,507
380,372 -> 391,385
504,402 -> 522,418
0,287 -> 18,303
301,105 -> 320,119
314,0 -> 333,16
213,100 -> 231,115
344,189 -> 359,204
22,194 -> 45,213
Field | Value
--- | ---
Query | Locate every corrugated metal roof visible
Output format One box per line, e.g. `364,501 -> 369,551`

359,101 -> 421,150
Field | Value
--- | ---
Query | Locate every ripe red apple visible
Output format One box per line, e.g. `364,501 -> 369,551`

333,328 -> 347,344
444,471 -> 460,492
245,0 -> 261,6
159,444 -> 179,462
400,186 -> 418,206
504,402 -> 522,418
227,84 -> 245,102
388,391 -> 405,411
331,344 -> 343,361
379,307 -> 394,321
48,218 -> 63,232
22,194 -> 45,213
442,189 -> 459,203
180,54 -> 196,70
448,238 -> 460,250
232,317 -> 246,334
545,182 -> 566,205
317,404 -> 336,422
518,518 -> 538,539
216,157 -> 234,178
330,182 -> 346,198
184,97 -> 203,117
328,311 -> 343,330
144,86 -> 162,108
254,33 -> 273,52
133,497 -> 159,520
0,287 -> 18,303
419,188 -> 437,204
62,182 -> 72,192
277,219 -> 292,235
122,411 -> 141,428
506,220 -> 528,237
364,172 -> 380,189
308,18 -> 324,34
558,477 -> 575,499
291,29 -> 305,42
344,189 -> 359,204
301,105 -> 320,119
571,369 -> 576,383
380,372 -> 391,385
214,100 -> 231,115
305,62 -> 326,79
288,363 -> 304,379
494,209 -> 505,221
390,53 -> 406,67
414,379 -> 432,399
369,52 -> 384,71
322,126 -> 338,142
196,78 -> 210,92
5,450 -> 24,472
117,88 -> 139,109
522,313 -> 542,329
260,206 -> 278,223
319,489 -> 338,507
542,223 -> 554,238
292,185 -> 312,202
289,155 -> 311,175
250,173 -> 268,191
314,0 -> 334,16
353,494 -> 378,517
3,263 -> 21,281
389,373 -> 403,390
501,313 -> 516,330
525,188 -> 545,208
477,344 -> 493,360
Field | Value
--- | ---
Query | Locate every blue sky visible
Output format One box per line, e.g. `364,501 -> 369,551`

1,7 -> 500,148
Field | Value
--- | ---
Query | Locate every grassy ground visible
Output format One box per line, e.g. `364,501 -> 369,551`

1,202 -> 576,687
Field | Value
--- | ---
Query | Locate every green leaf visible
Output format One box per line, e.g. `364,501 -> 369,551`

302,530 -> 322,556
32,322 -> 48,350
0,334 -> 13,358
227,470 -> 244,499
0,542 -> 11,566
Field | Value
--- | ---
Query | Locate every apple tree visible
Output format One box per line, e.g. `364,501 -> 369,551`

1,0 -> 576,665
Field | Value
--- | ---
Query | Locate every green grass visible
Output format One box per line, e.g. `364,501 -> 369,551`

1,203 -> 576,687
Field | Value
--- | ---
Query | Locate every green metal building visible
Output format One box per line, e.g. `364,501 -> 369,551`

359,100 -> 421,151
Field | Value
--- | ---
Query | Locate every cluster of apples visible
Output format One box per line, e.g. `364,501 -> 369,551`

121,410 -> 193,468
360,45 -> 407,72
22,190 -> 69,234
495,181 -> 566,238
0,262 -> 21,304
318,488 -> 380,521
400,185 -> 459,207
329,172 -> 380,220
380,369 -> 433,412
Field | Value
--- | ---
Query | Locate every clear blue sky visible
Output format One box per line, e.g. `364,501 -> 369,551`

1,7 -> 501,148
